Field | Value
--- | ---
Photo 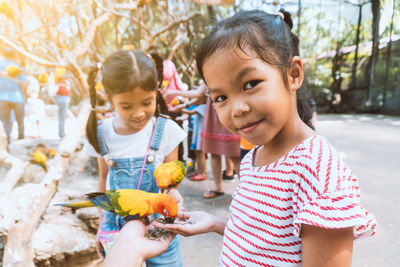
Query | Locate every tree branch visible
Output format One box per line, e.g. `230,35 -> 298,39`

0,35 -> 63,67
70,12 -> 113,60
145,11 -> 202,50
168,31 -> 186,60
16,23 -> 57,39
96,3 -> 151,35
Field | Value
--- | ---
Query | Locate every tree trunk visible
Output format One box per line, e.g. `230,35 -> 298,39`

297,0 -> 302,38
366,0 -> 381,106
0,151 -> 27,193
382,0 -> 396,108
351,4 -> 362,89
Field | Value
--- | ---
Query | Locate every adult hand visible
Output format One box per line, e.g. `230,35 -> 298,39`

163,90 -> 178,99
169,104 -> 185,113
103,220 -> 176,267
175,114 -> 189,122
182,109 -> 196,115
153,211 -> 226,237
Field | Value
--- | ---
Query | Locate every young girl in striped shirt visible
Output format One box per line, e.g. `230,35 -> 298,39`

155,9 -> 376,266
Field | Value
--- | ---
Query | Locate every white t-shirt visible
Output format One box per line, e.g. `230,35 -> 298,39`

84,116 -> 186,168
27,75 -> 40,98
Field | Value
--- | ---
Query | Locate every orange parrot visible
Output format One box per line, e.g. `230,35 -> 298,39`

154,160 -> 191,192
56,189 -> 178,221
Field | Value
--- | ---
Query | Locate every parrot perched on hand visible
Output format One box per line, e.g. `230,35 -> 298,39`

56,189 -> 178,221
154,160 -> 191,192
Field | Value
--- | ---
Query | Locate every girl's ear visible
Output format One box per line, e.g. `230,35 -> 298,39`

288,56 -> 304,92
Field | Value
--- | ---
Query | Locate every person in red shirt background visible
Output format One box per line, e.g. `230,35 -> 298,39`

55,75 -> 71,138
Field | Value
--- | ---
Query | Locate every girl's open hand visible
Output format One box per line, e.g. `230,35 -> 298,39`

103,220 -> 176,266
152,211 -> 225,237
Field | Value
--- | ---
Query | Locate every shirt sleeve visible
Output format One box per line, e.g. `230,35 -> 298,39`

193,104 -> 207,117
292,137 -> 377,239
159,119 -> 187,158
83,140 -> 101,158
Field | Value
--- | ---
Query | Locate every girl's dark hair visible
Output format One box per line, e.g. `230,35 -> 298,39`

196,9 -> 313,128
86,49 -> 169,153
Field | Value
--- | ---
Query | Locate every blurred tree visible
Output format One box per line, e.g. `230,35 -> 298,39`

0,0 -> 203,98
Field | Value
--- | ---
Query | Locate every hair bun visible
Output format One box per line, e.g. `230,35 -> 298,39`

279,8 -> 293,30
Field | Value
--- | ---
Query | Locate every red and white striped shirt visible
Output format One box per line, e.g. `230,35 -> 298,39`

219,135 -> 376,266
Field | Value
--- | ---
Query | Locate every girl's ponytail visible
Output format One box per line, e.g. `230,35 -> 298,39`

279,8 -> 314,129
149,52 -> 170,117
85,66 -> 101,154
279,8 -> 300,56
149,52 -> 164,88
156,89 -> 170,116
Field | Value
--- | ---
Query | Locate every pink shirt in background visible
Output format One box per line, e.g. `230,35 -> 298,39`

161,59 -> 184,109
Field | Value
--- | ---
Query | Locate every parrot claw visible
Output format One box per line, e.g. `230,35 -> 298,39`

123,214 -> 141,224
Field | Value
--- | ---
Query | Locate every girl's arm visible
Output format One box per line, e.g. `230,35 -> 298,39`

153,211 -> 228,236
97,157 -> 108,192
163,146 -> 179,163
163,83 -> 207,100
301,224 -> 353,267
96,157 -> 108,259
169,96 -> 205,113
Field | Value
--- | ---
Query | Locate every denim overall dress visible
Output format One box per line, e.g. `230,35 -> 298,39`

96,116 -> 182,267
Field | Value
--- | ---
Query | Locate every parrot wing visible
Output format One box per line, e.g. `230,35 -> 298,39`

86,192 -> 115,213
109,189 -> 152,218
171,161 -> 185,186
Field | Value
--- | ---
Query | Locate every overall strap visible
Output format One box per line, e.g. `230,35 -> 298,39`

97,122 -> 111,161
149,116 -> 167,151
137,118 -> 158,190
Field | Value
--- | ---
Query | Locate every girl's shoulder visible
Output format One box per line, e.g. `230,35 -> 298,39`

97,117 -> 115,135
160,116 -> 184,132
242,135 -> 345,179
297,135 -> 338,164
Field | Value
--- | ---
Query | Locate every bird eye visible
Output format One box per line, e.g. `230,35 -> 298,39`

163,209 -> 169,216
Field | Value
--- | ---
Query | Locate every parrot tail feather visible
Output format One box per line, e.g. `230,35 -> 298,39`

54,201 -> 95,208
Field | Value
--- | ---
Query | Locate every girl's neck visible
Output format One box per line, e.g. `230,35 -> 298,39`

112,116 -> 153,135
253,113 -> 315,167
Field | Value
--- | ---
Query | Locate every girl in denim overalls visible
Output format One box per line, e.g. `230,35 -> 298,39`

84,49 -> 186,266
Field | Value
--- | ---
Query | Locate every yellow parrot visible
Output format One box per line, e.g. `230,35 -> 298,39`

5,65 -> 22,78
29,149 -> 48,172
56,189 -> 178,221
38,72 -> 49,84
154,160 -> 191,192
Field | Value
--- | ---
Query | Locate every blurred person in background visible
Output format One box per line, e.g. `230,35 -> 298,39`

0,47 -> 27,143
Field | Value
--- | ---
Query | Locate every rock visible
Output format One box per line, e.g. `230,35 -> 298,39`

22,164 -> 46,184
76,208 -> 99,235
32,211 -> 97,266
